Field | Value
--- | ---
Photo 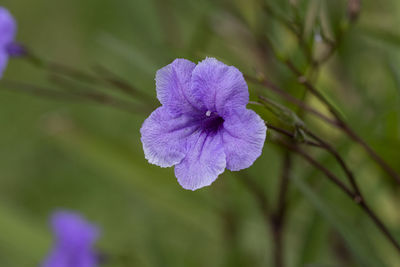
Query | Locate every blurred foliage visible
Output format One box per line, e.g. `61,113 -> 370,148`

0,0 -> 400,266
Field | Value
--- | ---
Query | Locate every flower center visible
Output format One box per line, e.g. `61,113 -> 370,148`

201,110 -> 224,134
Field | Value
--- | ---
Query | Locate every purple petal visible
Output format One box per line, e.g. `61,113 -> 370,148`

51,211 -> 99,247
42,211 -> 99,267
156,58 -> 198,114
0,51 -> 8,78
190,57 -> 249,116
140,106 -> 200,168
0,7 -> 16,46
175,131 -> 226,190
222,108 -> 267,171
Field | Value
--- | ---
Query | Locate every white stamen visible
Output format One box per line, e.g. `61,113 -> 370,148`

205,110 -> 212,117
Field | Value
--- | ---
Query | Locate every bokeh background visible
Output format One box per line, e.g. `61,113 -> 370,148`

0,0 -> 400,266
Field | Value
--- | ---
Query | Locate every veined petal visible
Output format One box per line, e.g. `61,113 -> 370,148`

156,58 -> 198,114
140,106 -> 200,168
175,131 -> 226,190
222,108 -> 266,171
0,51 -> 8,78
0,7 -> 16,46
190,57 -> 249,116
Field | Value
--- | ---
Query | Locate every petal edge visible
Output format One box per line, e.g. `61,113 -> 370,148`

175,131 -> 226,190
222,108 -> 267,171
140,107 -> 199,168
156,58 -> 197,114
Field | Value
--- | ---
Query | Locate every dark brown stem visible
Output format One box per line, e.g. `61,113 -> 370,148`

271,151 -> 292,267
249,65 -> 400,186
238,155 -> 291,267
358,201 -> 400,252
278,139 -> 400,253
286,61 -> 400,186
265,122 -> 321,147
285,60 -> 344,120
267,121 -> 400,254
301,127 -> 361,196
278,140 -> 357,201
341,124 -> 400,185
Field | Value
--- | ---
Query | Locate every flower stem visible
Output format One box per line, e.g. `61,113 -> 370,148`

277,138 -> 400,254
271,151 -> 292,267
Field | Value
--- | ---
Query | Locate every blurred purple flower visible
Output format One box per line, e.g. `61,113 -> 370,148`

42,211 -> 100,267
140,57 -> 267,190
0,7 -> 25,78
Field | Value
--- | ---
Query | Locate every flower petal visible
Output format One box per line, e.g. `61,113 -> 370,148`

51,211 -> 99,247
0,51 -> 8,79
175,131 -> 226,190
42,211 -> 99,267
0,7 -> 16,46
156,58 -> 198,114
190,57 -> 249,116
222,108 -> 267,171
140,106 -> 200,168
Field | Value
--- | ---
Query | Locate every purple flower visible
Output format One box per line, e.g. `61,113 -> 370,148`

140,58 -> 267,190
42,211 -> 100,267
0,7 -> 24,78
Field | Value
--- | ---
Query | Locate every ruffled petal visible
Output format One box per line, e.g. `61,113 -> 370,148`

222,108 -> 267,171
0,51 -> 9,79
175,131 -> 226,190
0,7 -> 16,46
140,106 -> 200,168
190,57 -> 249,116
156,58 -> 198,114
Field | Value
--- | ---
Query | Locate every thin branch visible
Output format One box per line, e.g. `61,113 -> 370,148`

301,127 -> 361,196
91,64 -> 155,104
285,60 -> 343,120
261,3 -> 313,64
275,152 -> 292,225
265,122 -> 321,147
248,68 -> 400,186
25,54 -> 156,106
245,75 -> 338,126
270,151 -> 292,267
0,79 -> 148,115
277,139 -> 400,253
266,120 -> 400,253
286,61 -> 400,186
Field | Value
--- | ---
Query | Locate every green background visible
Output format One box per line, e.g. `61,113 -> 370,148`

0,0 -> 399,266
